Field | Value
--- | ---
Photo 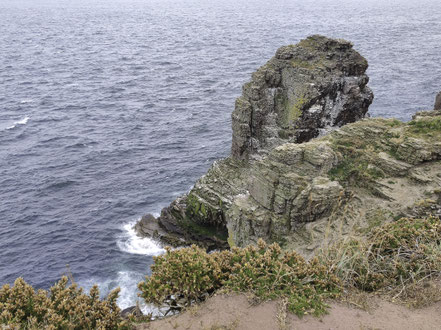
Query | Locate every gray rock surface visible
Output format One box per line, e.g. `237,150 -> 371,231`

227,114 -> 441,251
231,35 -> 374,161
135,36 -> 375,250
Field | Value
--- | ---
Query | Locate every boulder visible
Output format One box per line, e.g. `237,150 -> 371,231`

121,305 -> 143,319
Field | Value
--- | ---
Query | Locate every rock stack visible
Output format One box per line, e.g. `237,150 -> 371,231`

232,35 -> 373,161
135,36 -> 441,254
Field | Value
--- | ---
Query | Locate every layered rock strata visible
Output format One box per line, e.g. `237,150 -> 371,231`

136,36 -> 440,253
228,112 -> 441,253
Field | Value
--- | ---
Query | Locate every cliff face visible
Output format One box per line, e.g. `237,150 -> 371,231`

135,36 -> 441,253
232,35 -> 373,161
228,112 -> 441,252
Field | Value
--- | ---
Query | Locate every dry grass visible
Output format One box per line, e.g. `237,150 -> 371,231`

338,289 -> 378,312
390,278 -> 441,308
320,217 -> 441,305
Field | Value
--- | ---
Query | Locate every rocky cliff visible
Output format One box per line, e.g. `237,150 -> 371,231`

136,36 -> 441,254
228,111 -> 441,253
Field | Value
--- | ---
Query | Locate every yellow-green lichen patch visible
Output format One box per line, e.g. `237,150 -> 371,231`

285,94 -> 308,126
182,193 -> 228,241
227,229 -> 236,248
290,59 -> 315,69
297,37 -> 320,51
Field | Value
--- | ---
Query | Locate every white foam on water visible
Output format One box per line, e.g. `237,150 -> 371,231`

79,271 -> 164,317
114,271 -> 168,317
6,116 -> 30,130
86,271 -> 167,317
117,221 -> 165,256
113,271 -> 144,310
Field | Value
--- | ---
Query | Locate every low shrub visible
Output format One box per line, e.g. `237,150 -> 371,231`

138,240 -> 341,317
4,217 -> 439,326
0,276 -> 129,329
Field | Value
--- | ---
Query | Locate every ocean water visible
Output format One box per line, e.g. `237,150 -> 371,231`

1,0 -> 440,309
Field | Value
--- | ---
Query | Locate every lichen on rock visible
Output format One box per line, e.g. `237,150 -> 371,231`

231,34 -> 374,161
227,113 -> 441,252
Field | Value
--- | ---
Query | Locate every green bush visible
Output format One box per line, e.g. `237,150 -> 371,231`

0,277 -> 129,329
138,240 -> 340,316
4,217 -> 439,326
138,245 -> 228,307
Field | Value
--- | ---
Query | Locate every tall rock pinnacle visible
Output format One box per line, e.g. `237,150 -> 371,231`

231,35 -> 374,161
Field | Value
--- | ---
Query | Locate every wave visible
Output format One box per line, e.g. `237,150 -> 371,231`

117,221 -> 164,256
6,116 -> 30,130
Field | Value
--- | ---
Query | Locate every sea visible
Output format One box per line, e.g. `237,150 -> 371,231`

1,0 -> 440,310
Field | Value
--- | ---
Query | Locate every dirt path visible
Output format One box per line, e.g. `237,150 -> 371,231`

136,293 -> 441,330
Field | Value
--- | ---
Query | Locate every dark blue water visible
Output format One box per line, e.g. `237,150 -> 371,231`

1,0 -> 440,308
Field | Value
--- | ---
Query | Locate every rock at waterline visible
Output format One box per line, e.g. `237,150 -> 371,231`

121,305 -> 143,319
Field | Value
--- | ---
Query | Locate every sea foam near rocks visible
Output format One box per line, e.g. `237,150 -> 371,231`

117,220 -> 164,256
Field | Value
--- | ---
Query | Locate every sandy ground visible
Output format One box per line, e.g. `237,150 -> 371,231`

136,293 -> 441,330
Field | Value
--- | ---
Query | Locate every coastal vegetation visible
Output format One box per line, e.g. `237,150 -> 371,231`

0,277 -> 129,329
138,240 -> 340,317
137,216 -> 441,316
2,215 -> 440,328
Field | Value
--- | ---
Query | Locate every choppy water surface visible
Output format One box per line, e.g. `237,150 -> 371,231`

1,0 -> 440,308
